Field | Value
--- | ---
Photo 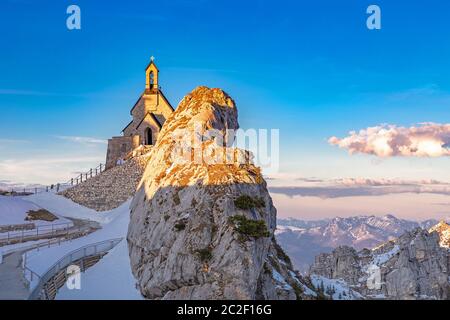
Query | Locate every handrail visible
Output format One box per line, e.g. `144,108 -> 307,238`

1,163 -> 106,195
26,237 -> 123,300
66,163 -> 106,187
0,221 -> 73,243
1,237 -> 65,259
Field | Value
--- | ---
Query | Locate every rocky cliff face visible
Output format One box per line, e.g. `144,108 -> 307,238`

127,86 -> 316,300
309,223 -> 450,300
429,221 -> 450,248
276,214 -> 438,272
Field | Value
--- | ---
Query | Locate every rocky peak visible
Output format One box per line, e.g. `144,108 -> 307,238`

429,221 -> 450,248
309,246 -> 362,285
127,86 -> 317,300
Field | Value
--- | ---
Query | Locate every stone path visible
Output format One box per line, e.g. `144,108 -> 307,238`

0,251 -> 29,300
0,218 -> 100,299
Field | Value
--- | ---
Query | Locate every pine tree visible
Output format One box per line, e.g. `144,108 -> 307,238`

319,280 -> 325,293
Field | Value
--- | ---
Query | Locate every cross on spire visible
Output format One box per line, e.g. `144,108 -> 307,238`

150,56 -> 155,62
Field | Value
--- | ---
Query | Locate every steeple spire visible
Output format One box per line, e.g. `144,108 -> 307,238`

145,55 -> 159,91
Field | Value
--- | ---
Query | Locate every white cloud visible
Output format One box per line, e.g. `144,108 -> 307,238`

0,138 -> 29,145
329,123 -> 450,157
268,177 -> 450,199
333,178 -> 448,186
0,156 -> 104,185
56,136 -> 107,145
269,184 -> 450,199
271,192 -> 450,221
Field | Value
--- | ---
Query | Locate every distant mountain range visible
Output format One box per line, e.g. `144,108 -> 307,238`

276,215 -> 441,272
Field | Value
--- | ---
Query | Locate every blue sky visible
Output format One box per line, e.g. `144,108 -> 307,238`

1,0 -> 450,219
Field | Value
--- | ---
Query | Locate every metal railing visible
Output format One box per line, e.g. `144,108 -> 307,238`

26,237 -> 123,300
0,237 -> 67,265
2,237 -> 65,259
0,183 -> 70,196
0,163 -> 106,196
0,222 -> 73,244
68,163 -> 106,186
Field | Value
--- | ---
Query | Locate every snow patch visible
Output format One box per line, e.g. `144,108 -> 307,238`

0,195 -> 72,228
371,245 -> 400,266
272,269 -> 292,290
311,275 -> 363,300
24,193 -> 124,225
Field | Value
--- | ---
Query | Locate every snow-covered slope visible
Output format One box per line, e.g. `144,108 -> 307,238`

0,195 -> 72,227
276,215 -> 439,272
310,275 -> 363,300
55,240 -> 143,300
25,192 -> 123,225
24,199 -> 131,279
10,193 -> 142,299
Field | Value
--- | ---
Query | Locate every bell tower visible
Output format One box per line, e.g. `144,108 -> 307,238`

145,56 -> 159,92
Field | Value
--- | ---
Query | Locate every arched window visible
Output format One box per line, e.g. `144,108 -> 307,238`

149,71 -> 154,89
145,128 -> 153,145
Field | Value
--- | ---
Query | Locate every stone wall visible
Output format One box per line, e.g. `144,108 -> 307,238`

105,135 -> 140,169
61,154 -> 150,211
123,91 -> 174,146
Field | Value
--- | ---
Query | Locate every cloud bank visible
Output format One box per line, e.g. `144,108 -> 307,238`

56,136 -> 107,145
329,123 -> 450,157
333,178 -> 447,186
269,184 -> 450,199
268,178 -> 450,199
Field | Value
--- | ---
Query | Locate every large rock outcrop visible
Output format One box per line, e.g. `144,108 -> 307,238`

429,221 -> 450,248
127,86 -> 316,300
309,223 -> 450,300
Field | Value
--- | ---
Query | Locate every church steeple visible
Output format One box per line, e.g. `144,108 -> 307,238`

145,56 -> 159,91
